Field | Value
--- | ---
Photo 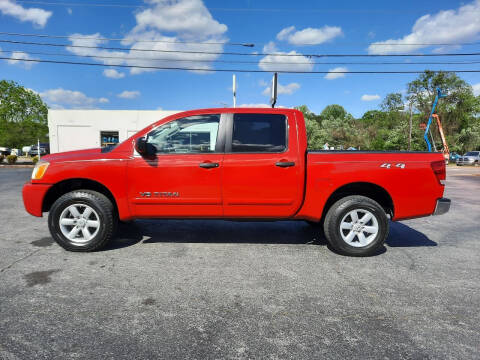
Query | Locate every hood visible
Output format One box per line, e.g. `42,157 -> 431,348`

42,148 -> 104,163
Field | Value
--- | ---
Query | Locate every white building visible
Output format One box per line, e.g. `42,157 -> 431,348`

48,110 -> 180,153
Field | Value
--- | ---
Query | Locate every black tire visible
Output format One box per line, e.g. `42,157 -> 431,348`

323,195 -> 389,257
48,190 -> 117,252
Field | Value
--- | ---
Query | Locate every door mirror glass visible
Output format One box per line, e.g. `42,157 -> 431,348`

135,137 -> 155,157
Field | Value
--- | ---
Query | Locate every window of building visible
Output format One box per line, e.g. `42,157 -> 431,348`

100,131 -> 119,148
231,113 -> 286,153
146,114 -> 220,154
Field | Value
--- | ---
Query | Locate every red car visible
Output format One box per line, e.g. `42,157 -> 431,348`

23,108 -> 450,256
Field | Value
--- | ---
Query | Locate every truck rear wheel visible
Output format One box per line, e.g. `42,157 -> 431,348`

48,190 -> 117,252
323,195 -> 389,256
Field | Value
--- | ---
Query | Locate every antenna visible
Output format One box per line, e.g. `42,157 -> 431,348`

270,72 -> 278,108
232,74 -> 236,107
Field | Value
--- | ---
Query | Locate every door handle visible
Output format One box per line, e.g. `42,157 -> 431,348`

199,162 -> 219,169
275,161 -> 295,167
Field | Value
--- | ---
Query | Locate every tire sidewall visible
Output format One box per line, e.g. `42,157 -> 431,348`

48,193 -> 109,251
327,198 -> 388,256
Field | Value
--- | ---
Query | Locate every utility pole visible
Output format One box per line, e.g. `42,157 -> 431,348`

232,74 -> 236,108
408,101 -> 413,151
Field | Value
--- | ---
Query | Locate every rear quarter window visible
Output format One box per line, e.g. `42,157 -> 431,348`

231,113 -> 287,153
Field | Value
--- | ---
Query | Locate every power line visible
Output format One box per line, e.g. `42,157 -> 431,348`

0,32 -> 254,47
2,56 -> 480,74
2,39 -> 480,57
2,49 -> 480,66
14,1 -> 436,13
1,31 -> 479,47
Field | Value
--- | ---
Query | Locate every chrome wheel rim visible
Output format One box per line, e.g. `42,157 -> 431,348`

339,209 -> 379,248
59,204 -> 100,245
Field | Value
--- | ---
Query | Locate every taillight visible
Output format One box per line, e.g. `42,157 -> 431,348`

431,160 -> 446,185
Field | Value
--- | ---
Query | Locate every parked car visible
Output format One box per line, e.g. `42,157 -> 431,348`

456,151 -> 480,166
23,108 -> 450,256
0,147 -> 11,156
28,143 -> 50,157
449,152 -> 460,163
10,148 -> 22,156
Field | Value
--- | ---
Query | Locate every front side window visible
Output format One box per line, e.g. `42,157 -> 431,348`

147,114 -> 220,154
231,113 -> 287,153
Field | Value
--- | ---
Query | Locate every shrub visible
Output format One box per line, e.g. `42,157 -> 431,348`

7,154 -> 18,164
32,155 -> 39,164
0,155 -> 4,163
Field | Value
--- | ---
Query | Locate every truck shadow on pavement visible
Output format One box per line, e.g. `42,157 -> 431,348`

386,222 -> 437,248
105,219 -> 437,252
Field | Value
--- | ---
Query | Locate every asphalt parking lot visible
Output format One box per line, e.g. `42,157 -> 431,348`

0,167 -> 479,359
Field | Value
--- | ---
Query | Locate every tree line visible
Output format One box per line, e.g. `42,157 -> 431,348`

298,71 -> 480,153
1,71 -> 479,153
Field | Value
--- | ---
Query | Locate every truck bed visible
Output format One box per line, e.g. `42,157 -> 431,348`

297,151 -> 446,221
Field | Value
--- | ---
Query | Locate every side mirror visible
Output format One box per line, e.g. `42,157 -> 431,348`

135,137 -> 155,157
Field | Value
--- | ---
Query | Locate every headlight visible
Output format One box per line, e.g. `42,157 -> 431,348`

32,161 -> 50,180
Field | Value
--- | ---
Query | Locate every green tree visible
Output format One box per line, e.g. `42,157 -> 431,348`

295,105 -> 324,149
407,70 -> 480,153
0,80 -> 48,149
381,93 -> 404,113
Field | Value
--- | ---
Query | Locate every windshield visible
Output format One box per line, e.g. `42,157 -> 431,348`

465,152 -> 479,156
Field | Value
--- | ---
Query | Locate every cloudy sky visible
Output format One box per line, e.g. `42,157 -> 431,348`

1,0 -> 479,116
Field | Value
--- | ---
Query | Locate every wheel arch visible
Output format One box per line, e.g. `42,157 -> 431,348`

42,178 -> 119,217
321,182 -> 394,220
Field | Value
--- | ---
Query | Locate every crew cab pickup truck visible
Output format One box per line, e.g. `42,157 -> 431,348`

22,108 -> 450,256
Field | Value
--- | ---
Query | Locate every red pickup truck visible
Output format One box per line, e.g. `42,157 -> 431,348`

23,108 -> 450,256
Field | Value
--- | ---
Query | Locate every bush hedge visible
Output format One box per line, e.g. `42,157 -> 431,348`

6,154 -> 18,164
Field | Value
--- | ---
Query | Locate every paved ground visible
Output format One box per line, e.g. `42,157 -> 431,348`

0,167 -> 479,359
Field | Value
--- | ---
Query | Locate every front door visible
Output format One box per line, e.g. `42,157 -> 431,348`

222,112 -> 304,218
128,114 -> 225,218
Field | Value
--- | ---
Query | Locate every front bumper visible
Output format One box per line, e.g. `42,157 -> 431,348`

22,181 -> 52,217
433,198 -> 451,216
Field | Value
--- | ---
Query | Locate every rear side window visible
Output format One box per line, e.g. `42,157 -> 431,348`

232,113 -> 286,153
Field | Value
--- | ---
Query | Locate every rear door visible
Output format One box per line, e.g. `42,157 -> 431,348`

222,112 -> 304,218
128,113 -> 226,218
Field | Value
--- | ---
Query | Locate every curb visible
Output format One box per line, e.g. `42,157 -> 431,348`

0,164 -> 35,168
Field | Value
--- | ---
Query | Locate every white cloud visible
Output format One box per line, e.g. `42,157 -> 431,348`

262,82 -> 300,96
325,67 -> 348,80
258,42 -> 314,72
130,0 -> 227,39
0,0 -> 52,28
277,25 -> 343,45
6,51 -> 37,69
66,0 -> 228,75
117,90 -> 140,99
238,103 -> 288,108
39,88 -> 109,109
368,1 -> 480,54
103,69 -> 125,79
472,83 -> 480,96
238,103 -> 272,108
361,94 -> 381,101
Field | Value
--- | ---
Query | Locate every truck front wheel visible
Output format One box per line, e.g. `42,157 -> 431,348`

323,195 -> 389,256
48,190 -> 117,252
